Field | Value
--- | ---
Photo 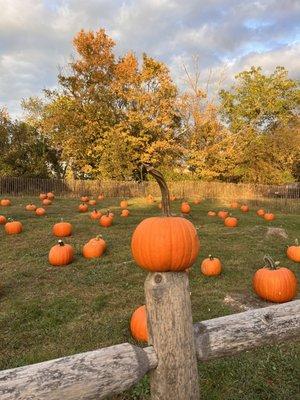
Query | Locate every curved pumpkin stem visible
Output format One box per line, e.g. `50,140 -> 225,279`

58,240 -> 64,246
263,255 -> 279,270
209,254 -> 214,260
142,164 -> 171,216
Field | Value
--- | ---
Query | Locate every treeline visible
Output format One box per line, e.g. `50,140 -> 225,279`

1,29 -> 299,184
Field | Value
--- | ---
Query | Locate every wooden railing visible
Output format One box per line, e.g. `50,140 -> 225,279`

0,272 -> 299,400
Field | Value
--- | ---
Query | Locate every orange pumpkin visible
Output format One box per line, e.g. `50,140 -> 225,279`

98,194 -> 104,200
287,239 -> 300,263
52,220 -> 72,237
89,199 -> 97,206
224,216 -> 238,228
42,198 -> 52,206
1,198 -> 11,206
36,207 -> 46,216
78,203 -> 88,213
25,203 -> 37,211
264,212 -> 275,221
121,209 -> 130,217
49,240 -> 74,266
131,166 -> 200,272
5,220 -> 23,235
200,255 -> 222,276
193,198 -> 201,204
83,237 -> 106,259
47,192 -> 54,200
81,196 -> 89,203
230,201 -> 240,209
218,210 -> 229,219
240,204 -> 249,212
39,193 -> 47,200
130,305 -> 148,342
256,209 -> 265,217
0,215 -> 7,225
90,209 -> 102,220
100,211 -> 113,227
120,199 -> 128,209
181,201 -> 191,214
89,235 -> 107,252
207,211 -> 216,217
253,256 -> 297,303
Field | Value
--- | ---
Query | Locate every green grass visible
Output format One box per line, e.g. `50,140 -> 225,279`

0,196 -> 299,399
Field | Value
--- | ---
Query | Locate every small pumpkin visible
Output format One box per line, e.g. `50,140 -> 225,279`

230,201 -> 240,209
89,199 -> 97,206
78,203 -> 88,213
264,212 -> 275,221
49,240 -> 74,266
224,216 -> 238,228
1,198 -> 11,206
90,209 -> 102,220
25,203 -> 37,211
98,194 -> 104,200
83,236 -> 106,259
131,166 -> 200,272
218,210 -> 228,219
47,192 -> 54,200
39,193 -> 47,200
42,198 -> 52,206
130,305 -> 148,342
100,210 -> 113,227
256,209 -> 265,217
52,220 -> 72,237
121,209 -> 130,217
81,196 -> 89,203
120,199 -> 128,209
200,255 -> 222,276
207,211 -> 216,217
287,239 -> 300,263
193,198 -> 201,204
89,235 -> 107,251
253,255 -> 297,303
5,220 -> 23,235
240,204 -> 249,212
181,201 -> 191,214
36,207 -> 46,216
0,215 -> 7,225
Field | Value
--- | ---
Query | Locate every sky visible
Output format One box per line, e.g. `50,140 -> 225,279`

0,0 -> 299,118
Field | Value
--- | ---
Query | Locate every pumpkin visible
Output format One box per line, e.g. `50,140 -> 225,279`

52,220 -> 72,237
131,165 -> 200,272
256,209 -> 265,217
120,199 -> 128,209
78,203 -> 88,213
98,194 -> 104,200
218,210 -> 228,219
36,207 -> 46,216
240,204 -> 249,212
81,196 -> 89,202
47,192 -> 54,200
201,255 -> 222,276
5,220 -> 23,235
100,210 -> 113,227
39,193 -> 47,200
224,216 -> 238,228
287,239 -> 300,263
42,198 -> 52,206
89,235 -> 107,251
83,236 -> 106,259
49,240 -> 74,266
1,198 -> 11,206
121,209 -> 130,217
0,215 -> 7,225
193,198 -> 201,204
181,201 -> 191,214
264,212 -> 275,221
25,203 -> 37,211
253,255 -> 297,303
90,209 -> 102,220
89,199 -> 97,206
207,211 -> 216,217
230,201 -> 240,209
130,305 -> 148,342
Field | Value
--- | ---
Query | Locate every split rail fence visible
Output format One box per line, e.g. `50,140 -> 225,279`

0,272 -> 299,400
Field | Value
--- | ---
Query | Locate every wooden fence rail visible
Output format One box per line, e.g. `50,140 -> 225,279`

1,299 -> 299,400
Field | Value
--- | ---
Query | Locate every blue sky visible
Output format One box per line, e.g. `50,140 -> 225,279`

0,0 -> 299,118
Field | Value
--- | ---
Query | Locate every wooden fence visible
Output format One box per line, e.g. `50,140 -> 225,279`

0,272 -> 299,400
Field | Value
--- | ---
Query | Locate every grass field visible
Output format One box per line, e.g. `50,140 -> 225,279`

0,196 -> 299,400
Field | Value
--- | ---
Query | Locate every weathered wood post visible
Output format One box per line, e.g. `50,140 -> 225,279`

145,272 -> 200,399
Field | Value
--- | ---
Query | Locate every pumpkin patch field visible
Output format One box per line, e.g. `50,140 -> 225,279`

0,196 -> 299,400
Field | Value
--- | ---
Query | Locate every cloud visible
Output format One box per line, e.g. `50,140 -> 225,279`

0,0 -> 299,117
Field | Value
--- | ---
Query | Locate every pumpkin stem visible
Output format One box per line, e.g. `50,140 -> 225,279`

209,254 -> 214,260
263,255 -> 278,270
142,164 -> 171,216
58,240 -> 64,246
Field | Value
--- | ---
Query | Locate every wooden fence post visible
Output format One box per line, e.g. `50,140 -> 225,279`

145,272 -> 200,400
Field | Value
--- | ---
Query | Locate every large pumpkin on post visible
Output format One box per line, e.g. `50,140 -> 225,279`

131,165 -> 200,272
253,255 -> 297,303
